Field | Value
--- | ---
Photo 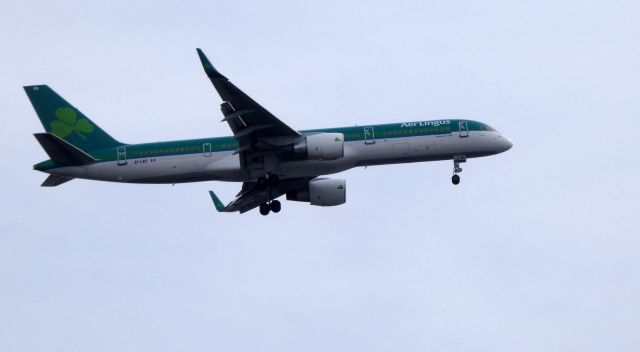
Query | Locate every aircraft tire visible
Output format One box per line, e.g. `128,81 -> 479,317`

452,174 -> 460,185
270,200 -> 281,213
259,203 -> 270,215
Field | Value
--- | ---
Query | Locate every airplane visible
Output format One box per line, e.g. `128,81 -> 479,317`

26,48 -> 512,215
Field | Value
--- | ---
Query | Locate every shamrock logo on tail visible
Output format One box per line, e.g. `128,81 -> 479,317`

50,107 -> 94,140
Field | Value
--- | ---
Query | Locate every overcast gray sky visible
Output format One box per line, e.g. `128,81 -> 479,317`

1,1 -> 639,351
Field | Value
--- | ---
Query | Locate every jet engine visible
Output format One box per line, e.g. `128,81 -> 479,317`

286,178 -> 346,206
293,133 -> 344,160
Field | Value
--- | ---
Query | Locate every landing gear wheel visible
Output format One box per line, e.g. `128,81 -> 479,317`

268,175 -> 280,187
259,203 -> 270,216
451,156 -> 465,186
257,177 -> 268,187
270,200 -> 281,213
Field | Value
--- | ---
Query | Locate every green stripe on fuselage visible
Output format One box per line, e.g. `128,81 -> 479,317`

36,119 -> 492,169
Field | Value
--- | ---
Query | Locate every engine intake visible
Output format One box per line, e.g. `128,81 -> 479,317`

286,178 -> 346,206
293,133 -> 344,160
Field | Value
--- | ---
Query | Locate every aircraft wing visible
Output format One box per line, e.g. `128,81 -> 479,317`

209,177 -> 311,213
196,48 -> 301,168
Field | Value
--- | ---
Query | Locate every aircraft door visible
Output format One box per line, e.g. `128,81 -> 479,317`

364,127 -> 375,144
203,143 -> 212,157
117,146 -> 127,166
459,120 -> 469,138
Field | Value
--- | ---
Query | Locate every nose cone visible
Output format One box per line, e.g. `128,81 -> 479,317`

499,135 -> 513,152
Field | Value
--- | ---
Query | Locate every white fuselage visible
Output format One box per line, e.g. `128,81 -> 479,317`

47,130 -> 512,184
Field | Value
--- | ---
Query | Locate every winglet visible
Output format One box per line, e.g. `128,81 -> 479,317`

196,48 -> 226,79
209,191 -> 226,212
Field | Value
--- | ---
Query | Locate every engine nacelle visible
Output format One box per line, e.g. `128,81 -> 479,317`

293,133 -> 344,160
286,178 -> 346,206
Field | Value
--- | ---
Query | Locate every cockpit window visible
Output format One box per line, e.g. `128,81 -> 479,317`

481,124 -> 497,132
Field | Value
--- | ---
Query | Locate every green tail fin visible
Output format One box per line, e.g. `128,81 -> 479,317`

24,85 -> 121,152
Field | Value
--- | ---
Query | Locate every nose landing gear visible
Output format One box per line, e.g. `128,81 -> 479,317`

452,155 -> 466,185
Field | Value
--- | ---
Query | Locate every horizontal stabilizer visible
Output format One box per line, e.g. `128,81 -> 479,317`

34,132 -> 95,166
41,175 -> 74,187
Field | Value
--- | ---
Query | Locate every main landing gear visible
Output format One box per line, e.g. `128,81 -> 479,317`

452,155 -> 466,185
258,173 -> 281,216
259,200 -> 281,216
257,174 -> 279,188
